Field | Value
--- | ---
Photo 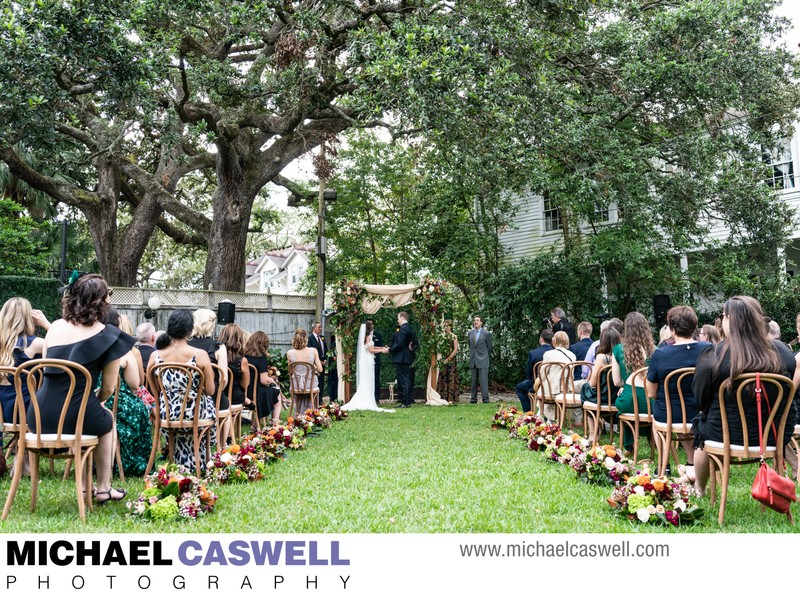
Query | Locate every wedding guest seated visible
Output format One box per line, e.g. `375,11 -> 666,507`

135,322 -> 156,371
581,327 -> 621,438
104,309 -> 151,476
541,331 -> 576,421
244,330 -> 282,426
514,329 -> 553,412
569,322 -> 592,382
0,297 -> 48,428
188,308 -> 228,390
218,324 -> 251,409
645,306 -> 710,475
613,312 -> 655,452
287,328 -> 323,412
657,325 -> 675,347
583,318 -> 623,379
28,274 -> 132,503
689,296 -> 796,495
697,324 -> 720,345
768,319 -> 781,341
152,309 -> 217,470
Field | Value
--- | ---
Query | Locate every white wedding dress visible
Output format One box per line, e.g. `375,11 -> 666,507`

341,324 -> 395,413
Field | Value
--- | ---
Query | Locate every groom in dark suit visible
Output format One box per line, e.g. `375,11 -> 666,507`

389,311 -> 416,408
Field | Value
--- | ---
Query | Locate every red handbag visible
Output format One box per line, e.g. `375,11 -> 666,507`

750,373 -> 797,514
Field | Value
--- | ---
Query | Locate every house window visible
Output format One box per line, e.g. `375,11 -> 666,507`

543,195 -> 563,232
594,203 -> 610,222
764,141 -> 795,189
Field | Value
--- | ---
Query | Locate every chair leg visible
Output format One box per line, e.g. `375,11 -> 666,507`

717,457 -> 731,525
145,427 -> 160,476
29,452 -> 39,513
115,432 -> 125,482
74,450 -> 86,523
1,444 -> 26,520
193,431 -> 201,478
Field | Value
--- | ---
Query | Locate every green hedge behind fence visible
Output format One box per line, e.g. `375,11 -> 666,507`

0,276 -> 62,327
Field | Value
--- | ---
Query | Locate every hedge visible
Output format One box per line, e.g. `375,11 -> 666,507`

0,275 -> 62,326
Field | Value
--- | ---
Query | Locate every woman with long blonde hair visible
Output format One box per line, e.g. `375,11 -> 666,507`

0,297 -> 49,424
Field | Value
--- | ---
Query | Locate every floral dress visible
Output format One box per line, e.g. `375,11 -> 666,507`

153,353 -> 217,471
104,370 -> 152,476
439,335 -> 459,404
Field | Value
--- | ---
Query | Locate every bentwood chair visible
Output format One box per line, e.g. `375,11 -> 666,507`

146,362 -> 214,478
705,373 -> 795,525
535,362 -> 566,425
209,363 -> 232,452
2,360 -> 98,522
526,361 -> 543,413
288,361 -> 320,416
247,363 -> 261,433
582,364 -> 617,444
556,361 -> 593,431
651,367 -> 696,476
0,366 -> 22,466
617,367 -> 652,464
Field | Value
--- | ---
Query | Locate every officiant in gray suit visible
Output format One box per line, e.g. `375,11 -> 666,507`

468,315 -> 493,403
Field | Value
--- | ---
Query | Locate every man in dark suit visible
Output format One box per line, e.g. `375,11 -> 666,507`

367,317 -> 383,402
551,307 -> 576,344
135,322 -> 157,371
569,321 -> 593,380
514,329 -> 554,412
468,315 -> 493,403
308,321 -> 328,400
389,311 -> 416,408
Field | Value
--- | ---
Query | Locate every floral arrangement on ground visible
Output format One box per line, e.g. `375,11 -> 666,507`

129,464 -> 217,520
490,405 -> 703,527
207,403 -> 348,485
608,466 -> 703,526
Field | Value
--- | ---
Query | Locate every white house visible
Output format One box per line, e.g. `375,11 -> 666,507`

245,243 -> 314,295
499,125 -> 800,275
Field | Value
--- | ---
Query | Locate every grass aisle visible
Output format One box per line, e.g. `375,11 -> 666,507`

2,402 -> 799,532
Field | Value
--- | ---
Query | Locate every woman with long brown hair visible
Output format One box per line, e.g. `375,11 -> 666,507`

613,311 -> 656,452
689,296 -> 796,494
218,323 -> 251,409
244,330 -> 282,426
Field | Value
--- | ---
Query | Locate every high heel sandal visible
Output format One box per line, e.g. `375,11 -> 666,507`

94,487 -> 127,505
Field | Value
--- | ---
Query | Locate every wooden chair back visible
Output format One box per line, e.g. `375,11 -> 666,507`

146,362 -> 214,476
288,361 -> 319,414
538,361 -> 566,397
248,363 -> 260,431
663,367 -> 696,433
563,361 -> 592,396
706,372 -> 795,524
618,367 -> 651,463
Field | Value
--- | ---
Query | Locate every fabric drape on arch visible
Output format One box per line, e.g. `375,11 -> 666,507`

335,283 -> 448,405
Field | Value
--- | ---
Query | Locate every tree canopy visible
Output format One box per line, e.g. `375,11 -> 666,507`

1,0 -> 798,301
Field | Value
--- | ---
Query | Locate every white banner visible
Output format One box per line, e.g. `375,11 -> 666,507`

0,533 -> 795,592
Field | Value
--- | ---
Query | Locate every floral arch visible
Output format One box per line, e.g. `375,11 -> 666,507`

330,277 -> 448,403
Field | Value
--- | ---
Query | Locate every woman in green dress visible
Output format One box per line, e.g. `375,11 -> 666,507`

612,311 -> 655,452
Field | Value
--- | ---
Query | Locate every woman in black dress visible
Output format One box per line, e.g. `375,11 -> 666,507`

245,330 -> 282,426
28,274 -> 133,503
690,296 -> 796,495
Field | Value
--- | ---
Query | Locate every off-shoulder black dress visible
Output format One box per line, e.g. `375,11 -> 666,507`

28,325 -> 135,437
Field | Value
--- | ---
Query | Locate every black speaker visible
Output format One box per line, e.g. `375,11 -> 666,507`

653,294 -> 671,326
217,301 -> 236,325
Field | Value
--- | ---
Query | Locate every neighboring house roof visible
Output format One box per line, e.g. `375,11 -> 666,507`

249,242 -> 315,277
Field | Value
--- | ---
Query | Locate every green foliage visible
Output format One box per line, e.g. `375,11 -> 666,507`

480,250 -> 606,387
0,199 -> 51,276
0,275 -> 61,322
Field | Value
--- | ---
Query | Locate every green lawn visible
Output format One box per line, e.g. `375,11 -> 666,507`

1,401 -> 798,533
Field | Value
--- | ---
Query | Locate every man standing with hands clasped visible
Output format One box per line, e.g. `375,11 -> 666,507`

468,315 -> 493,404
308,321 -> 328,401
389,311 -> 416,408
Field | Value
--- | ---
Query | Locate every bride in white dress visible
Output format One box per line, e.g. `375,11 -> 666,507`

342,321 -> 395,413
